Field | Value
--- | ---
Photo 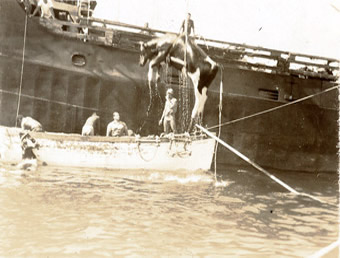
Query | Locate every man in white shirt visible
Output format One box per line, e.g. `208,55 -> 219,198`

17,115 -> 44,132
30,0 -> 55,19
82,112 -> 100,136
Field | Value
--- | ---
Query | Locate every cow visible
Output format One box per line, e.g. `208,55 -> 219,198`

139,33 -> 219,132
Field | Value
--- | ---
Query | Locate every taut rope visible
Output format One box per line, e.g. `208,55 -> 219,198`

15,12 -> 28,127
198,124 -> 333,205
208,84 -> 340,130
214,64 -> 224,181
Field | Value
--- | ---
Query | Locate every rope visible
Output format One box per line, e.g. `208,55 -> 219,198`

338,63 -> 340,243
137,139 -> 159,162
182,8 -> 190,132
197,125 -> 330,204
87,0 -> 90,21
168,134 -> 192,158
208,84 -> 340,130
308,239 -> 340,258
214,65 -> 224,181
15,13 -> 28,127
180,68 -> 190,132
1,89 -> 99,112
197,34 -> 210,51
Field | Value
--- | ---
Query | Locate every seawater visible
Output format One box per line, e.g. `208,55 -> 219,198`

0,163 -> 338,257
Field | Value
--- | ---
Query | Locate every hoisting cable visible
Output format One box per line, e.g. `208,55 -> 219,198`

214,65 -> 224,181
197,124 -> 332,205
15,12 -> 28,127
183,1 -> 189,131
207,84 -> 340,130
87,0 -> 90,21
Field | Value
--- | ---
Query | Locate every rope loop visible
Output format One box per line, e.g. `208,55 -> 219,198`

136,136 -> 160,162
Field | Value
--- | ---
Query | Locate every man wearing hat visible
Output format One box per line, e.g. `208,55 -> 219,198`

159,88 -> 177,134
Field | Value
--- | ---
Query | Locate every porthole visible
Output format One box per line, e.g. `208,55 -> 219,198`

71,54 -> 86,67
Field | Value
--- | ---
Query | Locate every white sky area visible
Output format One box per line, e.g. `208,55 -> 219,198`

94,0 -> 340,59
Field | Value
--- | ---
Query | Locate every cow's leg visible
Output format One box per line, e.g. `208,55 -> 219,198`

191,88 -> 200,121
197,87 -> 208,125
148,63 -> 155,88
145,64 -> 157,119
154,66 -> 163,104
188,88 -> 200,132
187,69 -> 200,132
149,51 -> 167,101
148,51 -> 164,87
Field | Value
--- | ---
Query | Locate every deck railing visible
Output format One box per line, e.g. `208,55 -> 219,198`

38,14 -> 338,81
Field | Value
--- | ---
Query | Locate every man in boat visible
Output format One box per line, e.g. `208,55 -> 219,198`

106,112 -> 129,137
81,112 -> 100,136
30,0 -> 55,19
179,13 -> 195,36
159,88 -> 177,134
17,115 -> 44,132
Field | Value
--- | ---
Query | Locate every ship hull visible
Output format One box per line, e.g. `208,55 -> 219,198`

0,0 -> 338,172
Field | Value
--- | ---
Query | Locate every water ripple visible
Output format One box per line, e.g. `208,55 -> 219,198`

0,165 -> 338,257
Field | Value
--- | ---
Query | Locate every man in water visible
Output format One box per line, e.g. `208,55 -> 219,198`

82,112 -> 100,136
19,132 -> 38,160
159,88 -> 177,134
17,132 -> 39,171
30,0 -> 55,19
179,13 -> 195,36
17,115 -> 43,132
106,112 -> 129,137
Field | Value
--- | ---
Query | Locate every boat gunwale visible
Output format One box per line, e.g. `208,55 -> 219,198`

1,126 -> 211,144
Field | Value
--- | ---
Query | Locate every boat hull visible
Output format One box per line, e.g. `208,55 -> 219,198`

0,126 -> 216,172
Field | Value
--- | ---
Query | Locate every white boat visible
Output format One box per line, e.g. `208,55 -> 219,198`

0,126 -> 216,172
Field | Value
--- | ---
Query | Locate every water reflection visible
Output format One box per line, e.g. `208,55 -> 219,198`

0,164 -> 338,257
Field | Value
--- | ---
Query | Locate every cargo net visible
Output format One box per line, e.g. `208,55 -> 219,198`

178,71 -> 191,132
163,63 -> 191,133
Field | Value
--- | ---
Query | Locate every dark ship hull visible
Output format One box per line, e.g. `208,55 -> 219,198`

1,0 -> 338,172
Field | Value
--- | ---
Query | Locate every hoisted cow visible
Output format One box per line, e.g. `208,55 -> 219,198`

139,34 -> 219,132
